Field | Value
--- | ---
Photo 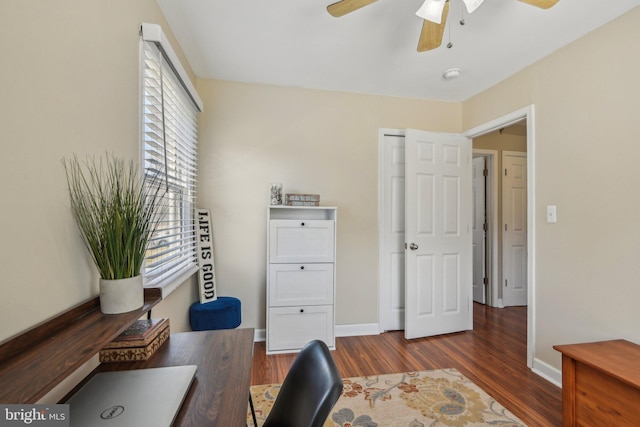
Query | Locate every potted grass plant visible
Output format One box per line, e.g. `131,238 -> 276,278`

63,154 -> 165,314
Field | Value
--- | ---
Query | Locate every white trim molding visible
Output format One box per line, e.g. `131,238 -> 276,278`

146,265 -> 199,299
254,329 -> 266,343
464,104 -> 536,370
532,357 -> 562,388
472,148 -> 499,308
336,323 -> 381,337
140,23 -> 203,112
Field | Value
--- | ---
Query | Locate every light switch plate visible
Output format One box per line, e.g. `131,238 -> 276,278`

546,205 -> 557,223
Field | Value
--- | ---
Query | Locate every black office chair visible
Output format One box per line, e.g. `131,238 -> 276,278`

256,340 -> 343,427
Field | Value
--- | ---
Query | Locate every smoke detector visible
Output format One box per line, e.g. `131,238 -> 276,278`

443,68 -> 461,80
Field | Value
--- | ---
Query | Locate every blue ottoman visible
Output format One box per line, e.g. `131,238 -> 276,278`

189,297 -> 241,331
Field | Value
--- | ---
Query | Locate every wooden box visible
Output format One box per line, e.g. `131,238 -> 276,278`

99,318 -> 170,362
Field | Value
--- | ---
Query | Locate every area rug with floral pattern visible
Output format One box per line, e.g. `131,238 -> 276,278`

248,368 -> 526,426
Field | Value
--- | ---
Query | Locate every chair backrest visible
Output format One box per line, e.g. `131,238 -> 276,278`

263,340 -> 343,427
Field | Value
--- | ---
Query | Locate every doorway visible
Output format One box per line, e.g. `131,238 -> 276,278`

472,123 -> 528,308
378,105 -> 536,368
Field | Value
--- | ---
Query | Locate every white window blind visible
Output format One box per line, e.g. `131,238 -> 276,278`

141,24 -> 202,289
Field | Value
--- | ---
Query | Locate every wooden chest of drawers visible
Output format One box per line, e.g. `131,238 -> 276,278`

554,340 -> 640,426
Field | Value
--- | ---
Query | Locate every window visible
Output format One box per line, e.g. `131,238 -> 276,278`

140,23 -> 203,290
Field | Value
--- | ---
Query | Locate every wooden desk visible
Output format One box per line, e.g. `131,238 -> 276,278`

554,339 -> 640,427
99,328 -> 254,427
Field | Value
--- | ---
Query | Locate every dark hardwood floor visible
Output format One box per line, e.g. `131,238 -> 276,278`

251,303 -> 562,426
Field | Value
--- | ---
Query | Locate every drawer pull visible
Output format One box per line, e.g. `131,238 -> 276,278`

300,308 -> 304,313
301,222 -> 305,226
300,266 -> 305,270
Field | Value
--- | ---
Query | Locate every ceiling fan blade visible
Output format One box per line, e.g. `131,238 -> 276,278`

518,0 -> 559,9
327,0 -> 378,17
417,1 -> 449,52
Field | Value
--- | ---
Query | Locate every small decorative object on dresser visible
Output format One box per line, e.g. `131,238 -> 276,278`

270,183 -> 283,205
285,193 -> 320,206
63,154 -> 166,314
99,318 -> 170,362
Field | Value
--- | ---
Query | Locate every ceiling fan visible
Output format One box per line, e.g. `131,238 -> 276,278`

327,0 -> 560,52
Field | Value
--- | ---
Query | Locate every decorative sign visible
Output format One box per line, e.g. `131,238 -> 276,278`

285,193 -> 320,206
196,209 -> 217,304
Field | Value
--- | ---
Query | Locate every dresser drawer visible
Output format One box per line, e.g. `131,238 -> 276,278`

267,305 -> 335,353
269,220 -> 334,263
269,264 -> 334,307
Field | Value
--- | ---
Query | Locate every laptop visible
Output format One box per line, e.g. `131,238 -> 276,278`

67,365 -> 197,427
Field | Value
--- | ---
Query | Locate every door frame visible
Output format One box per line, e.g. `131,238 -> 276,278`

472,149 -> 499,308
464,105 -> 535,368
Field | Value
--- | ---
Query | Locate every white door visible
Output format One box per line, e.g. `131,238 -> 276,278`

502,151 -> 527,306
472,156 -> 486,304
379,133 -> 406,331
404,129 -> 472,339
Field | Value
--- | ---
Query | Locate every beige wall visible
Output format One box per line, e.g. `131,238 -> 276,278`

473,127 -> 527,153
0,0 -> 197,343
195,79 -> 461,329
464,6 -> 640,370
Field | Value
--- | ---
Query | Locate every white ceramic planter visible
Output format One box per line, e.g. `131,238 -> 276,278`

99,275 -> 144,314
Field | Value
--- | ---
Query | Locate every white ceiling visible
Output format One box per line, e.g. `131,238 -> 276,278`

157,0 -> 640,102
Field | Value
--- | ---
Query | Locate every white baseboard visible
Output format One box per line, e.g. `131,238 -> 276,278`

336,323 -> 380,337
532,357 -> 562,388
254,329 -> 266,342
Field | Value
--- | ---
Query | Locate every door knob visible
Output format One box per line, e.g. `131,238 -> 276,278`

409,243 -> 419,250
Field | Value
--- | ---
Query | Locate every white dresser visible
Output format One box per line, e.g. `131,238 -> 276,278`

266,206 -> 337,354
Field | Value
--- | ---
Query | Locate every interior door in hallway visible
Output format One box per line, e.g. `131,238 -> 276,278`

472,156 -> 487,304
502,151 -> 527,307
404,129 -> 472,339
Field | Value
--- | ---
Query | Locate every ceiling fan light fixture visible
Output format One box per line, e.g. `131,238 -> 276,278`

462,0 -> 485,14
416,0 -> 447,24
